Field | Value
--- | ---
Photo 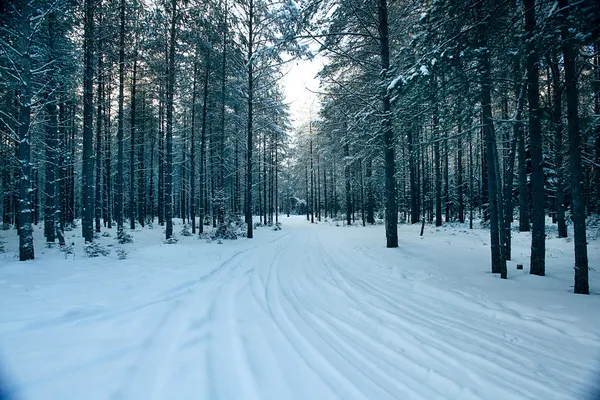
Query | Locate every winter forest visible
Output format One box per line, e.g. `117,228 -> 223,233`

1,0 -> 600,398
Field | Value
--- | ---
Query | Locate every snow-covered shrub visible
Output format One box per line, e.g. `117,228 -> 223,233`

0,236 -> 5,253
84,241 -> 110,258
164,237 -> 178,244
272,222 -> 282,231
180,224 -> 192,237
102,232 -> 111,237
116,230 -> 133,244
587,215 -> 600,240
253,221 -> 263,229
116,248 -> 128,260
60,243 -> 75,259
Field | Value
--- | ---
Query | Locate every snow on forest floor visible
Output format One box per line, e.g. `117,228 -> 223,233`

1,216 -> 599,400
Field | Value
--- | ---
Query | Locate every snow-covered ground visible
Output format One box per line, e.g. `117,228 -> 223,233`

1,216 -> 599,400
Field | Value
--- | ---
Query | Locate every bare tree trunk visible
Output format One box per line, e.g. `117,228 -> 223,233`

95,49 -> 103,233
457,124 -> 464,223
138,91 -> 146,227
548,53 -> 567,238
190,61 -> 198,233
433,85 -> 442,227
245,0 -> 254,238
199,52 -> 210,234
82,0 -> 95,243
377,0 -> 397,247
477,0 -> 506,278
130,56 -> 137,230
116,0 -> 125,233
559,0 -> 589,294
44,99 -> 57,243
525,0 -> 545,276
165,0 -> 177,239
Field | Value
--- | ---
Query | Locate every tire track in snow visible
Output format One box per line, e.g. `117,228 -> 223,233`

316,232 -> 586,398
262,233 -> 369,400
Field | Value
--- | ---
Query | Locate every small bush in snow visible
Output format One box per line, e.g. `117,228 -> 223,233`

116,247 -> 128,260
84,241 -> 111,258
272,222 -> 282,231
253,222 -> 263,229
102,232 -> 111,238
0,236 -> 5,253
116,230 -> 133,244
180,224 -> 192,237
60,243 -> 75,259
164,237 -> 178,244
45,242 -> 56,249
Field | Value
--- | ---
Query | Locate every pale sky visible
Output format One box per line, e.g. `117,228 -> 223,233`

282,54 -> 324,129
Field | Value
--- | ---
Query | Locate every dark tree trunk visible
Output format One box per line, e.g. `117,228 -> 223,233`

165,0 -> 177,239
548,53 -> 567,238
190,61 -> 198,233
344,141 -> 351,226
366,159 -> 374,224
525,0 -> 545,276
457,124 -> 464,223
82,0 -> 95,243
503,78 -> 525,262
95,49 -> 103,233
559,0 -> 589,294
433,89 -> 442,228
408,124 -> 419,223
116,0 -> 125,233
138,91 -> 146,227
444,132 -> 450,222
477,0 -> 506,278
199,52 -> 210,234
130,56 -> 137,230
44,101 -> 58,243
377,0 -> 397,247
245,0 -> 254,238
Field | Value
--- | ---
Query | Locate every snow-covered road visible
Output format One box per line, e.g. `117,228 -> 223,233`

1,217 -> 599,399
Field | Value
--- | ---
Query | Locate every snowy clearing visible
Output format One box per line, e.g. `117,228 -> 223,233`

1,217 -> 600,400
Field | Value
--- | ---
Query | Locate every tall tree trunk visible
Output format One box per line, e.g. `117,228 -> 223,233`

457,124 -> 464,223
548,53 -> 567,238
149,132 -> 155,223
165,0 -> 177,239
525,0 -> 545,276
377,0 -> 397,247
344,141 -> 351,226
477,0 -> 506,278
44,100 -> 57,243
82,0 -> 95,243
130,56 -> 137,230
116,0 -> 125,233
217,0 -> 228,228
245,0 -> 254,238
104,78 -> 112,228
559,0 -> 589,294
199,52 -> 210,234
95,49 -> 103,233
190,61 -> 198,233
444,132 -> 450,222
433,86 -> 442,227
408,124 -> 418,223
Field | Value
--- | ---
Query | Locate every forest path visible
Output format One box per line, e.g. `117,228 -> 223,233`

1,216 -> 599,399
